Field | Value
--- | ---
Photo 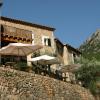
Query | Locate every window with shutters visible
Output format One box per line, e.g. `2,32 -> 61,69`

42,36 -> 51,47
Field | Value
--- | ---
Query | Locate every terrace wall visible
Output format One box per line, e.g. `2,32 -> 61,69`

0,67 -> 94,100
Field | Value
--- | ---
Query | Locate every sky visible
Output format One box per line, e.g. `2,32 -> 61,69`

1,0 -> 100,48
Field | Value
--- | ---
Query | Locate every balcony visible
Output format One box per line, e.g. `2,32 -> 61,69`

1,25 -> 32,43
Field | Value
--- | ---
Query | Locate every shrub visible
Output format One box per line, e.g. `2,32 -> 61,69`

14,62 -> 27,71
75,61 -> 100,94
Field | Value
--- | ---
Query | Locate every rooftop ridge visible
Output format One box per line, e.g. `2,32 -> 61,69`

1,16 -> 56,31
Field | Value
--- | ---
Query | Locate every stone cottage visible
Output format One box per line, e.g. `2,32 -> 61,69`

0,16 -> 55,66
0,16 -> 81,67
55,38 -> 81,66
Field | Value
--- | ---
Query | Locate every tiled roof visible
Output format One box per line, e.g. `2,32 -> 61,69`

64,44 -> 81,54
54,38 -> 63,46
55,38 -> 81,54
1,16 -> 55,31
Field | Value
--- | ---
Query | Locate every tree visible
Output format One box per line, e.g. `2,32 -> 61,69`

75,59 -> 100,95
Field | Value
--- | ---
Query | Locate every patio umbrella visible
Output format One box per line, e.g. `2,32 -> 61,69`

28,55 -> 60,75
0,43 -> 42,56
28,55 -> 59,65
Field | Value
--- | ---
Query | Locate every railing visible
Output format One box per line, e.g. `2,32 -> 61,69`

1,25 -> 32,42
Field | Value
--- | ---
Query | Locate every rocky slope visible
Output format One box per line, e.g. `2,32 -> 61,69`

0,67 -> 94,100
80,30 -> 100,61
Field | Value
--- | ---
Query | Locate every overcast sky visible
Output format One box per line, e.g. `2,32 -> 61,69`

2,0 -> 100,48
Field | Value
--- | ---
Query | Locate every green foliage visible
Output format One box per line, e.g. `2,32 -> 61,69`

76,65 -> 95,85
80,39 -> 100,61
14,62 -> 27,71
89,81 -> 98,94
75,60 -> 100,94
78,32 -> 100,95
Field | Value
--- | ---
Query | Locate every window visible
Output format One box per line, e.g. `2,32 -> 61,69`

32,33 -> 34,44
1,25 -> 4,33
42,36 -> 51,46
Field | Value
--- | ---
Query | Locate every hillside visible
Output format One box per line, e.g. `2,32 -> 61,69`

0,67 -> 94,100
80,30 -> 100,61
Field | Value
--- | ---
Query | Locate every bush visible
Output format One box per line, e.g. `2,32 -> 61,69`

75,61 -> 100,94
14,62 -> 27,71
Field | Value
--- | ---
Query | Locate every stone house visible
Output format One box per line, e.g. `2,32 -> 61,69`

0,16 -> 81,67
0,16 -> 56,65
55,38 -> 81,66
53,38 -> 81,82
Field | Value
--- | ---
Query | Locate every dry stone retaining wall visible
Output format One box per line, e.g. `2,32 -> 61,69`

0,67 -> 95,100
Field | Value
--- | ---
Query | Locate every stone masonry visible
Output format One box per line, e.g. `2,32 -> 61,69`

0,18 -> 56,66
0,67 -> 95,100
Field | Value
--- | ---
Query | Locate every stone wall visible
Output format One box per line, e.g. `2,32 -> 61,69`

0,67 -> 95,100
0,19 -> 55,54
1,19 -> 56,66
